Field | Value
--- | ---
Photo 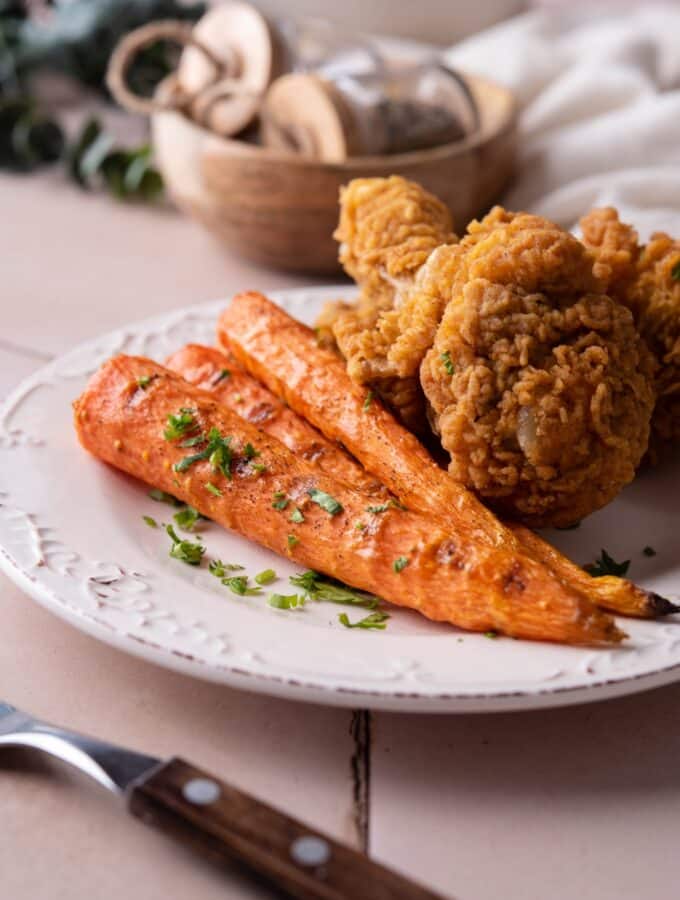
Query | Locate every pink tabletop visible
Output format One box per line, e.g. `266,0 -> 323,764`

2,166 -> 679,900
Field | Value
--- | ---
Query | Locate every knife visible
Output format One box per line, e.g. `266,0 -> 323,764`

0,702 -> 445,900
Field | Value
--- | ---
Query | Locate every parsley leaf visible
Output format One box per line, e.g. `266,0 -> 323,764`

180,434 -> 205,448
205,482 -> 222,497
289,571 -> 379,609
363,391 -> 374,411
166,524 -> 204,566
584,549 -> 630,578
287,534 -> 300,549
272,495 -> 289,510
290,507 -> 304,524
250,462 -> 267,475
255,568 -> 277,585
338,611 -> 389,630
174,428 -> 233,479
142,515 -> 157,528
243,443 -> 259,460
209,560 -> 244,577
173,506 -> 201,531
393,556 -> 409,573
366,500 -> 406,514
440,351 -> 455,376
214,368 -> 231,384
164,408 -> 197,441
484,630 -> 499,639
268,593 -> 305,610
308,488 -> 343,516
223,576 -> 262,596
148,488 -> 182,506
136,375 -> 154,389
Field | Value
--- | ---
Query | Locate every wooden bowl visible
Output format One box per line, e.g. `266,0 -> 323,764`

152,74 -> 517,274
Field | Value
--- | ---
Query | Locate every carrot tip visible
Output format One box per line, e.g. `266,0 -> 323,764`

647,592 -> 680,617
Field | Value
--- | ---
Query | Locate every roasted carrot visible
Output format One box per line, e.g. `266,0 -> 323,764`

73,355 -> 622,644
218,291 -> 672,619
164,344 -> 387,498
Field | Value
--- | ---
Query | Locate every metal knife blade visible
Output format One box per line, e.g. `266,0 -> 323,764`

0,700 -> 159,793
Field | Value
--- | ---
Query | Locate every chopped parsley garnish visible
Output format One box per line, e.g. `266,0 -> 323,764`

243,443 -> 259,460
223,575 -> 262,596
214,368 -> 231,384
366,500 -> 406,515
180,434 -> 205,448
290,507 -> 304,524
584,549 -> 630,578
272,493 -> 289,510
308,488 -> 343,516
209,560 -> 244,577
393,556 -> 409,573
287,534 -> 300,549
440,351 -> 455,376
235,394 -> 244,403
289,571 -> 379,609
484,630 -> 499,639
205,482 -> 222,497
338,611 -> 389,630
250,462 -> 267,475
269,593 -> 305,610
174,428 -> 233,479
173,506 -> 201,531
255,568 -> 277,585
142,515 -> 157,528
643,546 -> 657,557
164,408 -> 197,441
166,524 -> 204,566
136,375 -> 154,389
355,521 -> 366,531
148,488 -> 182,506
671,260 -> 680,282
363,391 -> 374,411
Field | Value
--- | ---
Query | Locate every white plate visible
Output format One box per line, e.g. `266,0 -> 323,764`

1,287 -> 679,713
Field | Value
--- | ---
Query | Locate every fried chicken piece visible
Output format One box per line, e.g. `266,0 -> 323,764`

335,175 -> 456,294
327,176 -> 457,432
421,208 -> 656,527
581,207 -> 680,458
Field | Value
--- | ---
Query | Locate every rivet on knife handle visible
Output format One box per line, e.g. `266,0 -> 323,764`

128,757 -> 447,900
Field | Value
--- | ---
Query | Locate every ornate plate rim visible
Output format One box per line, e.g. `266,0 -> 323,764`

1,287 -> 680,713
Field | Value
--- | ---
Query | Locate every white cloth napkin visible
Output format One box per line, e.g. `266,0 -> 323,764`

443,3 -> 680,238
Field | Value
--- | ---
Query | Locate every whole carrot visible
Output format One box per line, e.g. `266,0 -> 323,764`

74,355 -> 622,645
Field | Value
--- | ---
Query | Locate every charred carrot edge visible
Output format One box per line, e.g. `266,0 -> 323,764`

74,355 -> 622,645
506,524 -> 678,618
217,292 -> 667,621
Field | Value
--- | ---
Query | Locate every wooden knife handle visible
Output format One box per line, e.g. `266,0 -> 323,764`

128,757 -> 446,900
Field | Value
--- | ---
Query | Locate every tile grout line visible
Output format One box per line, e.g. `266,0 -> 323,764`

349,709 -> 372,853
0,338 -> 54,362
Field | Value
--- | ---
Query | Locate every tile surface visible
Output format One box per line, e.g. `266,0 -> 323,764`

371,688 -> 680,900
0,578 -> 357,898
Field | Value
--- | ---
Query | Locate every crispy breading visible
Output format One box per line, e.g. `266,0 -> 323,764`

328,176 -> 457,430
334,175 -> 456,292
421,209 -> 656,526
582,207 -> 680,457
